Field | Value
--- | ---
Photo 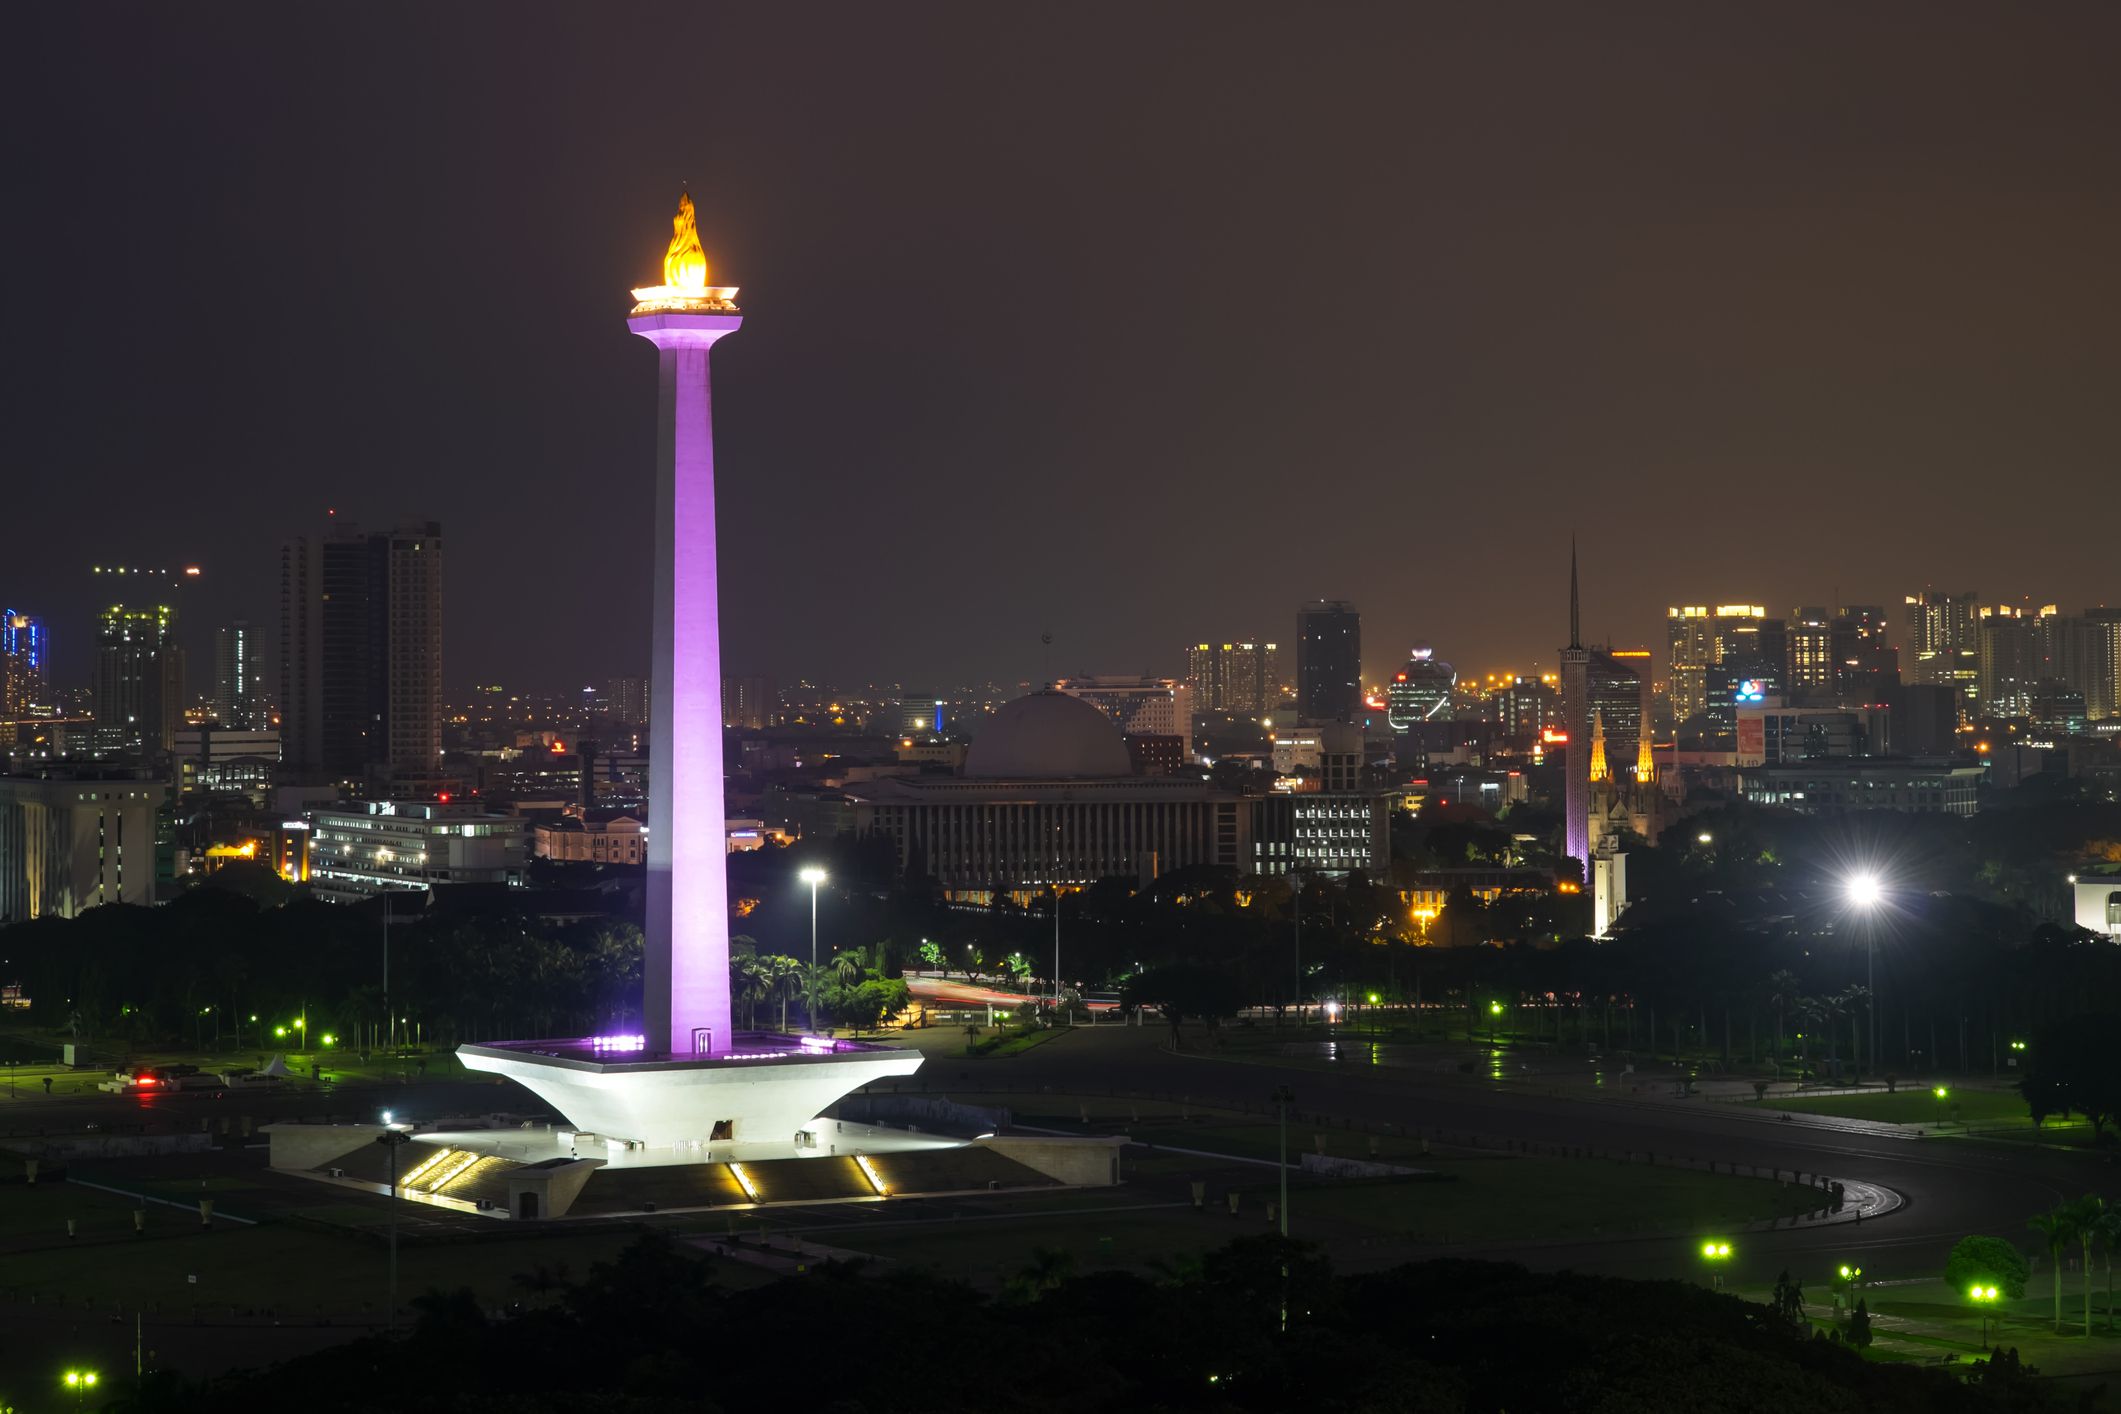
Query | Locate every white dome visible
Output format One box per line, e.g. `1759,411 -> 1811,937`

963,691 -> 1134,779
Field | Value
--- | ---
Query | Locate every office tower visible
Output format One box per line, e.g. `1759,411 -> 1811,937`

1977,605 -> 2047,717
1831,605 -> 1897,702
721,674 -> 774,729
211,620 -> 265,728
1587,648 -> 1647,772
1186,640 -> 1281,714
2,612 -> 45,716
1385,646 -> 1455,729
92,602 -> 183,755
1560,541 -> 1592,874
1787,607 -> 1834,696
280,520 -> 443,779
1495,675 -> 1559,739
1296,601 -> 1361,723
1665,607 -> 1715,724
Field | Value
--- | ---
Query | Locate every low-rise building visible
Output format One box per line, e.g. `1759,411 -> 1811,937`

0,766 -> 167,919
307,799 -> 526,902
1736,760 -> 1984,816
533,813 -> 646,865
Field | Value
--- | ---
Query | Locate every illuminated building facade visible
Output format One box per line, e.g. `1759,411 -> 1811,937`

0,766 -> 166,919
1787,607 -> 1833,695
1297,600 -> 1362,723
534,812 -> 645,865
1561,544 -> 1590,876
1385,646 -> 1455,729
307,798 -> 525,902
1737,761 -> 1983,816
1977,605 -> 2047,717
172,726 -> 281,804
3,612 -> 46,717
1587,648 -> 1646,771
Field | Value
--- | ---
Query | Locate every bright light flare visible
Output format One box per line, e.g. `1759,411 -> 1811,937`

1845,872 -> 1883,908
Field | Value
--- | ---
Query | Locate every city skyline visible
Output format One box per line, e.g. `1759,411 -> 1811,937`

8,7 -> 2121,695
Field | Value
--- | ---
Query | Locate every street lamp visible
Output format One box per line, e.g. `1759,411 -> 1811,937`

1489,998 -> 1504,1047
1270,1085 -> 1295,1238
1969,1282 -> 2000,1348
1845,872 -> 1883,1079
375,1128 -> 414,1332
63,1369 -> 99,1410
1697,831 -> 1713,845
1699,1239 -> 1732,1289
798,866 -> 828,969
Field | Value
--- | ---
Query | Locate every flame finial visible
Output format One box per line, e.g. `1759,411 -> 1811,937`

665,192 -> 709,290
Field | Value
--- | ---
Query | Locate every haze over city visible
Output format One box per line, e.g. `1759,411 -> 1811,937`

10,4 -> 2121,692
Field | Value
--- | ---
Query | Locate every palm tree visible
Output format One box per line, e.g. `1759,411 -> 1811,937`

1765,970 -> 1800,1074
2030,1205 -> 2077,1334
2094,1205 -> 2121,1333
832,947 -> 868,987
795,962 -> 834,1033
2067,1194 -> 2107,1337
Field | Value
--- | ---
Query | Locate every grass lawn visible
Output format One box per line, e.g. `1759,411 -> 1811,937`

1755,1088 -> 2064,1129
0,1182 -> 651,1315
835,1154 -> 1820,1283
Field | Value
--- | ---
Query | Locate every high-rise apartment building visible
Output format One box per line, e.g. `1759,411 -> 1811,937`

92,602 -> 183,756
1976,605 -> 2046,717
280,520 -> 443,780
1904,589 -> 1981,715
609,675 -> 649,729
720,675 -> 775,729
1296,601 -> 1361,724
1185,640 -> 1282,714
211,621 -> 266,729
2,612 -> 45,717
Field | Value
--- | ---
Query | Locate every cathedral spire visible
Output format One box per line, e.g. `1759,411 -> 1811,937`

1635,676 -> 1656,782
1589,709 -> 1608,782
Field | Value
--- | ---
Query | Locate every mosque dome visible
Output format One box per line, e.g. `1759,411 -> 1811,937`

962,691 -> 1134,779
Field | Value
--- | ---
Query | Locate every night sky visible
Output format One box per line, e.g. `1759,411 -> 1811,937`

9,4 -> 2119,696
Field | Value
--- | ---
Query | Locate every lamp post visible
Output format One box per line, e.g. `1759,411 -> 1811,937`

799,866 -> 828,969
375,1127 -> 413,1332
1489,998 -> 1504,1048
1970,1282 -> 1999,1348
1845,872 -> 1882,1078
63,1369 -> 99,1410
1699,1239 -> 1732,1290
1271,1085 -> 1295,1237
382,890 -> 393,1053
1052,883 -> 1063,1015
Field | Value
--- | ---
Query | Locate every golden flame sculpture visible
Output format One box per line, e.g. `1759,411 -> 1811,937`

631,192 -> 739,314
666,192 -> 709,290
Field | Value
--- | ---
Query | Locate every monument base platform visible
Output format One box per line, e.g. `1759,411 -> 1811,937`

457,1034 -> 923,1150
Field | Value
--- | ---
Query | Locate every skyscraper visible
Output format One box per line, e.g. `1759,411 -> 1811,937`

93,602 -> 182,756
2,612 -> 45,717
280,520 -> 443,780
1296,601 -> 1361,723
1976,605 -> 2044,717
1587,648 -> 1647,771
211,621 -> 265,728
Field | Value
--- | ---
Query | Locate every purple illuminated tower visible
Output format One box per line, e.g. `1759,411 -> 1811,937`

1561,536 -> 1591,879
630,193 -> 742,1058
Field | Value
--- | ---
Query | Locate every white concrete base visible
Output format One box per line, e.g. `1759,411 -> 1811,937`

457,1038 -> 922,1150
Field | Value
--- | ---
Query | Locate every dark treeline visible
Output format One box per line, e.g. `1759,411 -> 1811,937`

4,793 -> 2117,1065
125,1231 -> 2065,1413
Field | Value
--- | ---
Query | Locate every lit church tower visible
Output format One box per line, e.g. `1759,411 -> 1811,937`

629,194 -> 744,1058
